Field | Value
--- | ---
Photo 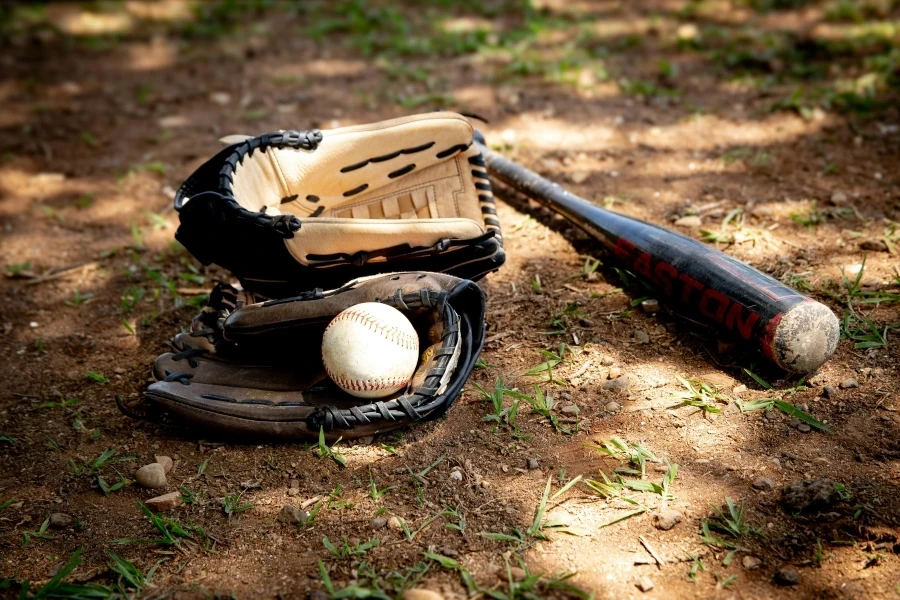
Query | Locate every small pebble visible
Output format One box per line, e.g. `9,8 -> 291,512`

752,477 -> 774,491
145,491 -> 183,512
822,385 -> 836,399
560,404 -> 579,416
276,504 -> 305,524
840,378 -> 858,389
732,384 -> 747,394
570,171 -> 590,184
135,463 -> 167,489
603,376 -> 632,392
209,92 -> 231,105
371,517 -> 387,530
774,567 -> 799,586
781,478 -> 837,512
155,456 -> 174,474
608,367 -> 623,379
604,401 -> 621,412
449,470 -> 463,482
527,458 -> 539,470
797,423 -> 811,433
402,590 -> 444,600
49,513 -> 73,529
640,299 -> 659,314
674,215 -> 702,228
388,516 -> 404,531
632,330 -> 650,344
600,355 -> 615,366
742,555 -> 762,570
637,576 -> 655,592
578,317 -> 594,328
831,191 -> 847,204
653,508 -> 683,531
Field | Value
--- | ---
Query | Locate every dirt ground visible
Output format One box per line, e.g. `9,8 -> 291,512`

1,1 -> 899,599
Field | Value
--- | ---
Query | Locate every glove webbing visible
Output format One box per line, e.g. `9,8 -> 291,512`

176,130 -> 323,240
218,129 -> 323,200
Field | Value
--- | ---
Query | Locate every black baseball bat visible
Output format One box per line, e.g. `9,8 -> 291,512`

477,142 -> 839,373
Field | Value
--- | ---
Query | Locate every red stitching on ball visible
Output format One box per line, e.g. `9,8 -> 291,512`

323,361 -> 409,393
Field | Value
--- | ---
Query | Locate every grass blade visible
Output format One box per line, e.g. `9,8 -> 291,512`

773,400 -> 834,433
551,475 -> 582,500
598,508 -> 646,528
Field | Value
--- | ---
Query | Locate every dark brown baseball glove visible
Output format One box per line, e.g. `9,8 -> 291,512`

121,272 -> 485,440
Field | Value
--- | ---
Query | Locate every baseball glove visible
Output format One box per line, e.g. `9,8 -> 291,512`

174,112 -> 504,296
122,272 -> 485,440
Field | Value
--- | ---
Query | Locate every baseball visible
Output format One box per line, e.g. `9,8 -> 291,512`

322,302 -> 420,399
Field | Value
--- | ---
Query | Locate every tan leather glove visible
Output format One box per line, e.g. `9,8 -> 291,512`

174,112 -> 504,296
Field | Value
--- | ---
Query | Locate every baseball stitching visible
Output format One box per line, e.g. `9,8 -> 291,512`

324,307 -> 417,393
324,308 -> 418,350
323,364 -> 410,393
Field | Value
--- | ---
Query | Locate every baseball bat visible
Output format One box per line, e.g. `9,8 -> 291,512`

476,141 -> 839,374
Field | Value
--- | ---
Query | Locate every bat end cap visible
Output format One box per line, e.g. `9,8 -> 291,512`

772,300 -> 840,373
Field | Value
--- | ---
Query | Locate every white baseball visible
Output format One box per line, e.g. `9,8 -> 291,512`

322,302 -> 420,399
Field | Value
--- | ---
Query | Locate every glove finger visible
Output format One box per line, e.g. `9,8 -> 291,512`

223,271 -> 454,341
153,352 -> 325,391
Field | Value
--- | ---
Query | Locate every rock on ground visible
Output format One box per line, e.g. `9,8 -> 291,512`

49,513 -> 73,529
135,463 -> 167,489
603,375 -> 632,392
637,576 -> 655,592
653,508 -> 683,530
742,555 -> 762,570
276,504 -> 306,524
145,491 -> 183,512
155,455 -> 174,474
781,479 -> 838,513
674,215 -> 702,227
403,590 -> 444,600
752,477 -> 774,491
774,567 -> 800,586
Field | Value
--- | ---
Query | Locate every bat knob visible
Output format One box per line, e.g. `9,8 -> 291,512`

769,300 -> 840,373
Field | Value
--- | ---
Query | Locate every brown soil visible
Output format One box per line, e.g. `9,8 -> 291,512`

1,1 -> 899,599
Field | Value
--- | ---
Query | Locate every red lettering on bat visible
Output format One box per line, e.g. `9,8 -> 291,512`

633,252 -> 655,283
654,262 -> 678,296
725,302 -> 760,341
678,273 -> 704,304
699,288 -> 729,323
614,237 -> 637,262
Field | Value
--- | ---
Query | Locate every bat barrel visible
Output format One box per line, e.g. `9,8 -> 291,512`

477,142 -> 839,373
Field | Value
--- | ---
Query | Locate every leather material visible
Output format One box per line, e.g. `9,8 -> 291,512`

140,272 -> 485,440
173,112 -> 504,297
